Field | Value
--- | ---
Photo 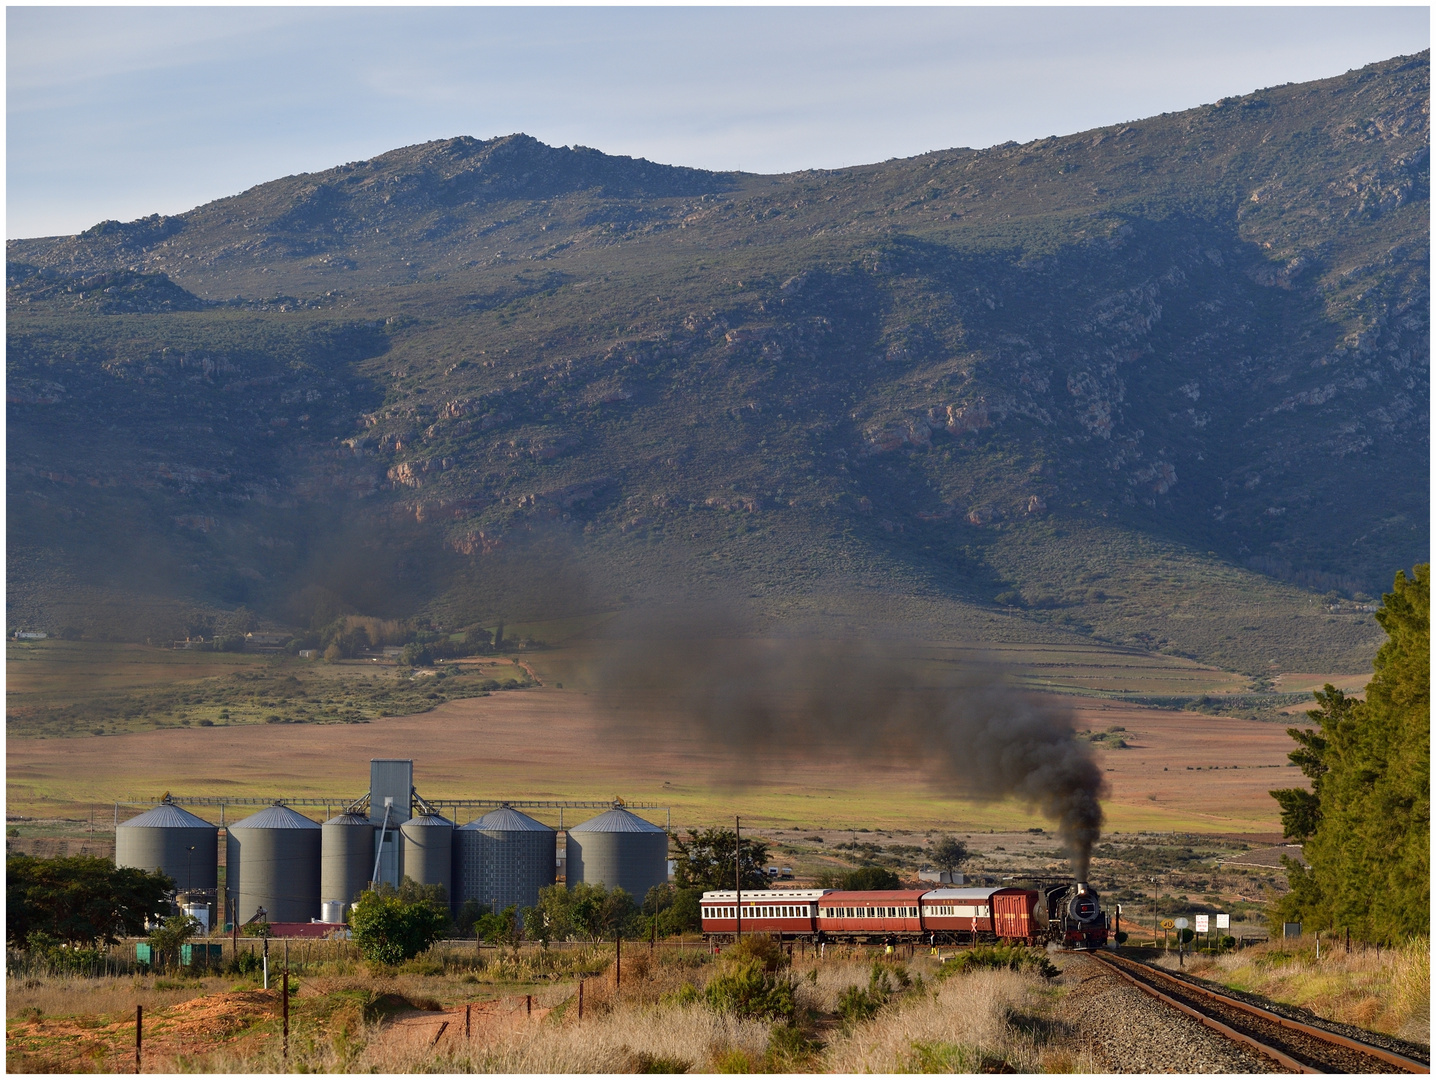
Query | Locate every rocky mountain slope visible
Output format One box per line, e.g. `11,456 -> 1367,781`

7,52 -> 1427,672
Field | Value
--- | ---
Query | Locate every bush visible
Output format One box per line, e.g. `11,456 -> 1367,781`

704,959 -> 797,1022
940,944 -> 1058,980
349,889 -> 448,965
534,882 -> 636,942
723,934 -> 789,972
22,931 -> 108,974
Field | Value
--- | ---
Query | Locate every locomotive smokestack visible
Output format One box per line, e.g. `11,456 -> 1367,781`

594,607 -> 1107,877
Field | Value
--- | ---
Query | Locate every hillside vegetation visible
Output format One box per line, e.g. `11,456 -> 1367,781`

7,53 -> 1427,674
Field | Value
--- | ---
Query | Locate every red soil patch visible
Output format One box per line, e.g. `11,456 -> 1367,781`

5,990 -> 279,1072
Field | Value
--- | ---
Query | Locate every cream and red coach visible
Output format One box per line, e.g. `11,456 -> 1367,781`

699,885 -> 1048,944
699,888 -> 828,937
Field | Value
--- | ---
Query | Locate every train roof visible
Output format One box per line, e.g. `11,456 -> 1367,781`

702,889 -> 831,902
819,890 -> 928,903
920,886 -> 1034,901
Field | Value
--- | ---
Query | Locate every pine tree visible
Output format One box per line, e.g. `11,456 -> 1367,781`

1271,565 -> 1429,941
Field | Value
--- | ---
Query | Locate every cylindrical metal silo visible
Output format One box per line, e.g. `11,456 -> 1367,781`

454,805 -> 556,913
225,804 -> 321,924
566,806 -> 668,899
321,812 -> 376,918
115,801 -> 218,892
399,812 -> 453,905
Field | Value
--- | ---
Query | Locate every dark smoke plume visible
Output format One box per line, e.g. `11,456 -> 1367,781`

593,608 -> 1107,879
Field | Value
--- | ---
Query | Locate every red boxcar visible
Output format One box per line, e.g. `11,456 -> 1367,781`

700,889 -> 828,939
816,890 -> 927,939
919,887 -> 1040,943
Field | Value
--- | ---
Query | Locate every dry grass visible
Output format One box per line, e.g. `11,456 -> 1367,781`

6,972 -> 225,1020
820,964 -> 1095,1073
6,946 -> 1097,1072
1159,937 -> 1430,1045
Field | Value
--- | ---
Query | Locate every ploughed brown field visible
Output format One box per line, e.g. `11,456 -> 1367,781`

7,685 -> 1310,836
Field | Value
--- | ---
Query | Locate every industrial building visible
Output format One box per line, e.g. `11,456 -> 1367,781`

113,760 -> 669,930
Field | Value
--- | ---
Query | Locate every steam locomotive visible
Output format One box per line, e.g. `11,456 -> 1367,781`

700,881 -> 1109,949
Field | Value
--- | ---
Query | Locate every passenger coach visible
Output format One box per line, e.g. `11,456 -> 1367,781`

700,889 -> 827,939
699,884 -> 1059,945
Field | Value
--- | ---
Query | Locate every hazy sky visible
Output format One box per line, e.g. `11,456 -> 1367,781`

7,6 -> 1430,239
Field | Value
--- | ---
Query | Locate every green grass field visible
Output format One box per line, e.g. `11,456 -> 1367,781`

5,639 -> 534,739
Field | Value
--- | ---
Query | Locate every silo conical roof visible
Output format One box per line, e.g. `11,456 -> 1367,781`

230,804 -> 321,830
570,807 -> 665,833
402,812 -> 454,828
324,811 -> 374,827
119,803 -> 215,829
462,806 -> 553,832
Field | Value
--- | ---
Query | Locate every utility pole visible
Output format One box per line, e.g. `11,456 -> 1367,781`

735,815 -> 742,942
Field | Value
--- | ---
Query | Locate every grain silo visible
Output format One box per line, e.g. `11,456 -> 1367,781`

399,812 -> 454,904
454,805 -> 556,913
115,801 -> 218,892
566,806 -> 668,899
226,804 -> 322,924
321,812 -> 376,920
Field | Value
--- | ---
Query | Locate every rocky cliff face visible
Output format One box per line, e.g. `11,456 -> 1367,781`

7,53 -> 1426,669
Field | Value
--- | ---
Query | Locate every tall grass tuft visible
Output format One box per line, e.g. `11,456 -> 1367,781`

1167,937 -> 1429,1044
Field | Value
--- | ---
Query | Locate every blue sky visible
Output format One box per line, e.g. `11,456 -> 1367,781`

7,6 -> 1430,239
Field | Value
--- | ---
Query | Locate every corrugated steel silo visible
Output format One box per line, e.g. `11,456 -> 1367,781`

226,804 -> 322,924
454,805 -> 556,912
115,802 -> 218,892
321,812 -> 376,916
566,806 -> 668,899
399,812 -> 454,904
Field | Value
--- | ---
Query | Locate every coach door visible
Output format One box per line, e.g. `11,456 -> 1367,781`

992,891 -> 1031,940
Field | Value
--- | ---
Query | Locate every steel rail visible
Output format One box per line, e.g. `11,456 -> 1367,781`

1093,951 -> 1429,1074
1089,951 -> 1316,1073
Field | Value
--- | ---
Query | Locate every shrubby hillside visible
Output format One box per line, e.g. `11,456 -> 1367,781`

7,53 -> 1427,672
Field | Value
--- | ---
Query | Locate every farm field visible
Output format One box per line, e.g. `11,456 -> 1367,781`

7,677 -> 1316,837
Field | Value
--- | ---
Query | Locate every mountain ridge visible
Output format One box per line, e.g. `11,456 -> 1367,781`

7,52 -> 1428,674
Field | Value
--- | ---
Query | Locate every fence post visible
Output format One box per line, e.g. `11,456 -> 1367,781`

526,993 -> 532,1017
578,979 -> 584,1019
615,934 -> 621,988
465,1002 -> 471,1039
282,968 -> 289,1065
135,1004 -> 142,1073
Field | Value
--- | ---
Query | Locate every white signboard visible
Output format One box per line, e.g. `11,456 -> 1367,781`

1174,917 -> 1188,930
1216,913 -> 1230,930
1195,914 -> 1209,933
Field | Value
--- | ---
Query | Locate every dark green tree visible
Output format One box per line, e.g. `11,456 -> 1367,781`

671,828 -> 770,891
1269,692 -> 1343,841
837,866 -> 903,891
641,882 -> 703,936
348,887 -> 448,965
146,913 -> 203,970
6,855 -> 171,946
1271,565 -> 1429,941
928,835 -> 970,876
533,882 -> 636,942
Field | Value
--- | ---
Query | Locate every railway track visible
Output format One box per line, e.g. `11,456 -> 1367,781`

1088,950 -> 1429,1074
